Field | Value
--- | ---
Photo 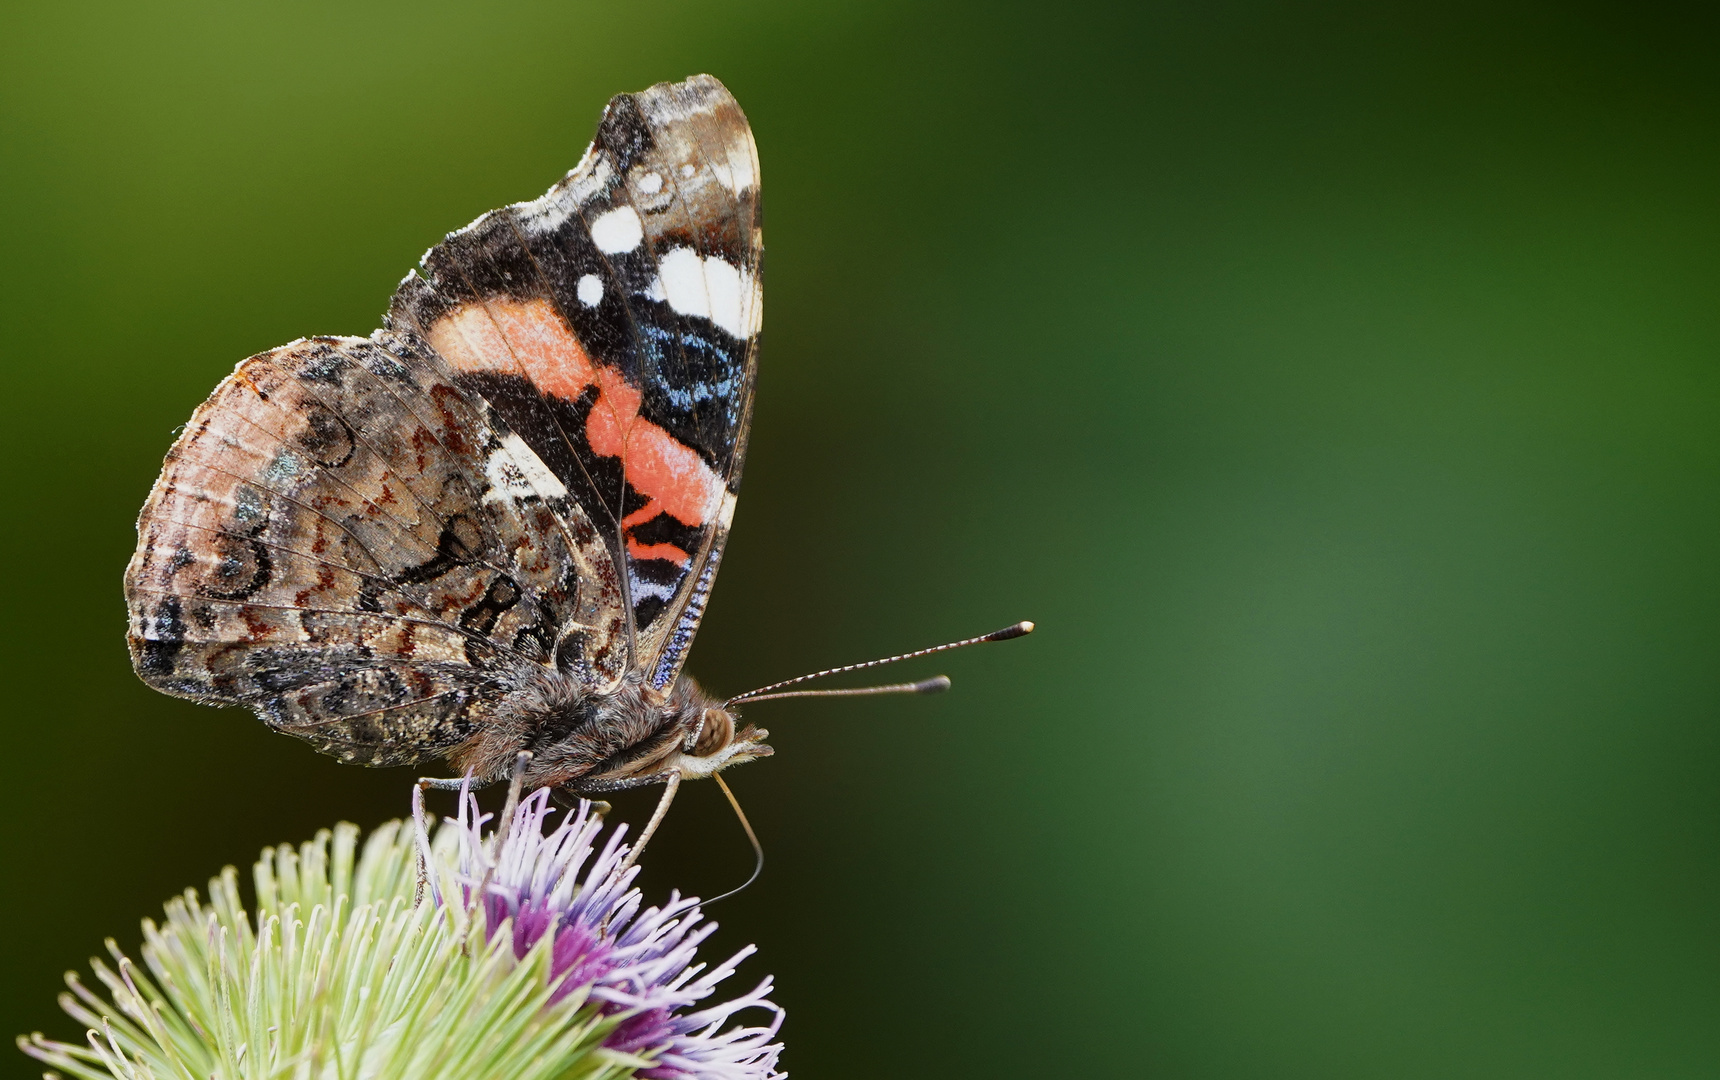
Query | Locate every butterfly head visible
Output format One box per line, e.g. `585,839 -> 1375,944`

664,693 -> 772,781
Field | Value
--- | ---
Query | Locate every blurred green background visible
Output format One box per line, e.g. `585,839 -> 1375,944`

4,1 -> 1718,1076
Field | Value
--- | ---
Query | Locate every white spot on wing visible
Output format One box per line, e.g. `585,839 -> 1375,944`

637,171 -> 663,194
483,432 -> 568,503
590,205 -> 644,253
577,273 -> 603,307
709,140 -> 757,195
647,247 -> 760,339
729,143 -> 757,193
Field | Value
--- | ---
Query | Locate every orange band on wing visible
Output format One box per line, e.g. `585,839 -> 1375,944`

428,297 -> 720,565
626,540 -> 691,563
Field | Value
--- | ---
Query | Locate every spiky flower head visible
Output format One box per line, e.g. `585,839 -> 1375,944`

20,790 -> 784,1080
431,785 -> 784,1079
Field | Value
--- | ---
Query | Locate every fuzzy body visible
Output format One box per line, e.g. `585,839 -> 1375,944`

449,669 -> 771,793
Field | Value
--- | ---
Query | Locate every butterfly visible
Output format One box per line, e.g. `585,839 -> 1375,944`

124,74 -> 1030,855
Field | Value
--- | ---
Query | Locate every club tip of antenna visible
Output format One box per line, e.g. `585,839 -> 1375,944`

915,675 -> 953,694
986,620 -> 1035,642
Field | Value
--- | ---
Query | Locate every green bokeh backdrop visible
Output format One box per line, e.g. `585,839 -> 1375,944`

3,2 -> 1717,1077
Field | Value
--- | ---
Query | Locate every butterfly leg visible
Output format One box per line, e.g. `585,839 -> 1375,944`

562,771 -> 675,856
619,771 -> 682,873
566,770 -> 676,794
411,780 -> 438,906
409,754 -> 529,901
491,751 -> 533,856
416,776 -> 479,791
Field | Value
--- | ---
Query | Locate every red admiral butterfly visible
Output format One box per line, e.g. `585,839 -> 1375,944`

124,75 -> 1030,856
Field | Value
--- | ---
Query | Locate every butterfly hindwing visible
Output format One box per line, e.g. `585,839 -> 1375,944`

125,332 -> 626,764
387,74 -> 761,691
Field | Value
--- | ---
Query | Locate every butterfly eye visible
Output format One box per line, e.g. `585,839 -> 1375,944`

693,708 -> 733,757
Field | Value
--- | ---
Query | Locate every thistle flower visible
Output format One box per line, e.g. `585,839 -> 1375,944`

20,790 -> 784,1080
432,785 -> 785,1080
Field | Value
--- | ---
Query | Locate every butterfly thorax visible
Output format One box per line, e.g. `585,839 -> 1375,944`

448,668 -> 772,795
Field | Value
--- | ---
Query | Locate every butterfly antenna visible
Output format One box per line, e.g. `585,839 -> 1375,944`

726,675 -> 950,705
725,620 -> 1035,706
704,773 -> 763,906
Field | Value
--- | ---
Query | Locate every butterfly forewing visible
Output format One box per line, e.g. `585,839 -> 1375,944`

388,74 -> 760,689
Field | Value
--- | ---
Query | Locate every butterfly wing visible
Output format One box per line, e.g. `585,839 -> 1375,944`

125,332 -> 626,765
387,74 -> 761,692
125,75 -> 757,768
